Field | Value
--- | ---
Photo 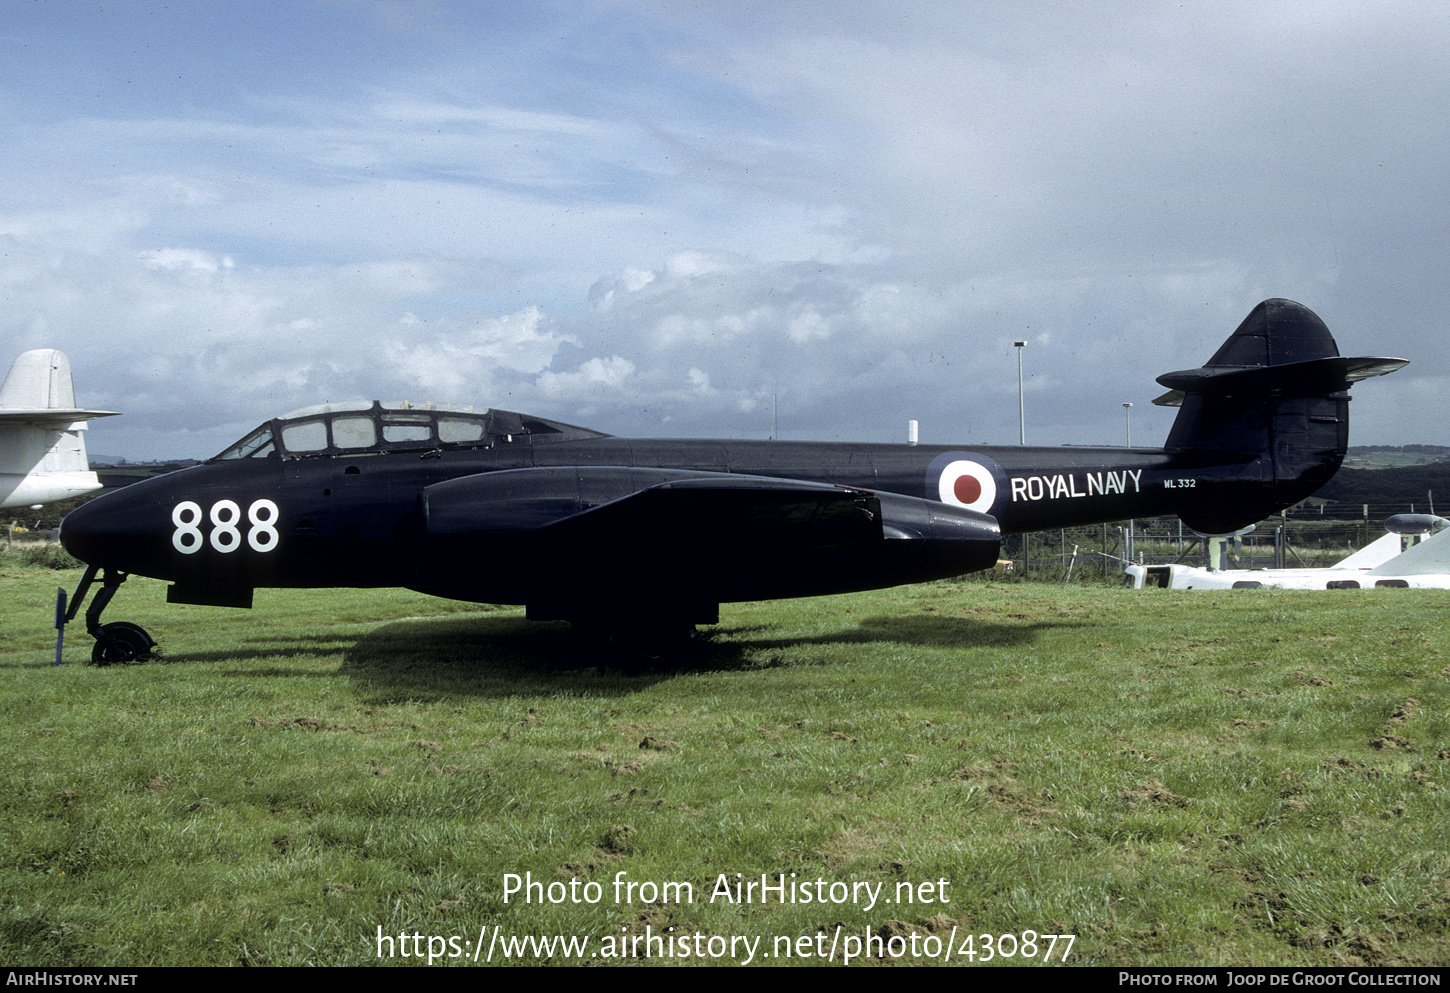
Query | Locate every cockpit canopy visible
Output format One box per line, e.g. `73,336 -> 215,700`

210,401 -> 609,462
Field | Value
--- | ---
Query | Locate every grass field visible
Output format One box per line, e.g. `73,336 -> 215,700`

2,561 -> 1447,967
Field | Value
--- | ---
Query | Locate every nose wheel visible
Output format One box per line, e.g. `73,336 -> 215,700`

91,621 -> 157,666
62,565 -> 157,665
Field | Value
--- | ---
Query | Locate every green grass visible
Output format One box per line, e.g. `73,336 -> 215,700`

0,541 -> 80,571
1,564 -> 1447,966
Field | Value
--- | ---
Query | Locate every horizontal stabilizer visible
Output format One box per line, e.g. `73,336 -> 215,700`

1153,299 -> 1406,407
1153,355 -> 1408,407
0,408 -> 119,424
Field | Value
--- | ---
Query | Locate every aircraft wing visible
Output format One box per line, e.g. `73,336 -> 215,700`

423,466 -> 996,545
539,474 -> 884,550
419,466 -> 1001,610
424,467 -> 885,549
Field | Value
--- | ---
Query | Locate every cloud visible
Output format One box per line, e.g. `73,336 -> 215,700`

0,2 -> 1442,459
386,305 -> 577,399
536,355 -> 637,402
140,248 -> 234,273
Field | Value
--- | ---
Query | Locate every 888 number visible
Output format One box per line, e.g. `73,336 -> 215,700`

172,499 -> 280,554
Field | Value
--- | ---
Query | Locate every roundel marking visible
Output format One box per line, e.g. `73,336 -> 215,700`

938,459 -> 997,514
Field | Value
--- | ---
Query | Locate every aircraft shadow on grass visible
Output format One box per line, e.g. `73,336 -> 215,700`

739,613 -> 1071,652
161,611 -> 1061,700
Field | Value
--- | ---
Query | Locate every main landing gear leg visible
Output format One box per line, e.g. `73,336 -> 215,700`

63,565 -> 157,666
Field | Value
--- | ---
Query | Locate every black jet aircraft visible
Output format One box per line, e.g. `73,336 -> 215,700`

59,299 -> 1405,662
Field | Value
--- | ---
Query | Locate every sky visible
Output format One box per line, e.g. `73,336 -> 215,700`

1,0 -> 1444,460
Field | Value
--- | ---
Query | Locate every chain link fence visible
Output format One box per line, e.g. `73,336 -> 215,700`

983,510 -> 1420,584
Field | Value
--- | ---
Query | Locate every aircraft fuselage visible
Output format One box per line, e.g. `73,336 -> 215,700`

60,430 -> 1291,614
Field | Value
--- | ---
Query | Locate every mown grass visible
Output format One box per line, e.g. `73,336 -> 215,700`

1,562 -> 1447,967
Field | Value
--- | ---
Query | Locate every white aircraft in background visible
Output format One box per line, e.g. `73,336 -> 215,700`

0,349 -> 117,510
1125,515 -> 1450,590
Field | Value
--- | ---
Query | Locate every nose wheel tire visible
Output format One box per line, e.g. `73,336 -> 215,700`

91,622 -> 156,666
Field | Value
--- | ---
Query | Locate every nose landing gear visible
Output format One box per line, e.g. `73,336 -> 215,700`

91,621 -> 157,665
62,564 -> 157,666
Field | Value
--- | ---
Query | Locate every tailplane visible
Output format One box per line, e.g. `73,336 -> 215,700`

1154,300 -> 1405,533
0,349 -> 118,510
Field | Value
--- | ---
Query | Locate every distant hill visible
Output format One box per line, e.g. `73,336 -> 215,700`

90,457 -> 201,470
1343,444 -> 1450,468
1313,463 -> 1450,518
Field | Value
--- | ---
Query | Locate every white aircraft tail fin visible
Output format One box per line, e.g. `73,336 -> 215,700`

1367,528 -> 1450,577
1,348 -> 79,410
1333,532 -> 1404,571
0,349 -> 118,510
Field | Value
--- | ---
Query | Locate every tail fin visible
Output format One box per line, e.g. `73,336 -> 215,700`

0,349 -> 119,510
1154,300 -> 1405,533
1367,526 -> 1450,577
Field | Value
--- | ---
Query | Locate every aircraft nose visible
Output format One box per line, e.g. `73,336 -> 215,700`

59,484 -> 158,570
58,464 -> 280,586
59,492 -> 110,565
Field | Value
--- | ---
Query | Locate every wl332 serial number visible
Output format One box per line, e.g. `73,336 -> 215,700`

171,499 -> 280,554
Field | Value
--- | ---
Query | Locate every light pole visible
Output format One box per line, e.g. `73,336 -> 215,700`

1124,402 -> 1134,564
1014,341 -> 1027,445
